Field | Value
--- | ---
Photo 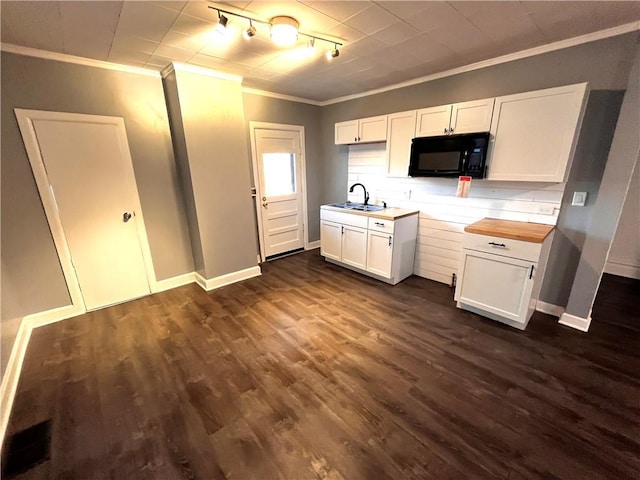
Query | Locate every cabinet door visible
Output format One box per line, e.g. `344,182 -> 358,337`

342,225 -> 368,270
320,221 -> 342,261
487,83 -> 588,182
386,110 -> 416,177
335,120 -> 359,145
457,250 -> 536,325
450,98 -> 494,134
366,230 -> 393,278
359,115 -> 388,143
415,104 -> 452,137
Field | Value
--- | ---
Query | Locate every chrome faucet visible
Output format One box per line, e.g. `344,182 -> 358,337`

349,183 -> 369,205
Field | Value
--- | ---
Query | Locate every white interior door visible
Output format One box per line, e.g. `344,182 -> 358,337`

254,127 -> 305,259
18,111 -> 152,310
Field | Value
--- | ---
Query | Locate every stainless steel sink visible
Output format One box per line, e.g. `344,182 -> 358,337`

328,202 -> 385,212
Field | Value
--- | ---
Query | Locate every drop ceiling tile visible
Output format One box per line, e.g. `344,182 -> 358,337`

162,30 -> 208,51
0,1 -> 64,51
343,4 -> 398,35
301,1 -> 371,22
326,22 -> 364,43
180,1 -> 219,20
589,2 -> 640,30
154,43 -> 197,62
376,1 -> 432,21
108,49 -> 153,64
374,21 -> 420,46
150,1 -> 188,13
403,2 -> 470,32
189,53 -> 231,69
116,2 -> 181,42
59,1 -> 122,60
393,33 -> 455,63
146,54 -> 177,68
111,34 -> 160,55
171,13 -> 216,36
341,35 -> 386,57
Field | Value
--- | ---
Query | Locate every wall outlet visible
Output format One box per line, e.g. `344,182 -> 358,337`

572,191 -> 587,206
537,204 -> 555,215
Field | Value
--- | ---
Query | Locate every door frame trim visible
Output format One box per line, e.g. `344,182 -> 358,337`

14,109 -> 158,312
249,122 -> 309,262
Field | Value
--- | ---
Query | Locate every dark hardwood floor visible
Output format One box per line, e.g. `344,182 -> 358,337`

5,250 -> 639,479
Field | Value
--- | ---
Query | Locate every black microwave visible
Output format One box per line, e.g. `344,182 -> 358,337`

408,132 -> 490,178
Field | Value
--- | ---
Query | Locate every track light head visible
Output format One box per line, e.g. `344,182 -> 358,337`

215,11 -> 229,35
326,45 -> 340,60
243,20 -> 256,39
306,38 -> 316,50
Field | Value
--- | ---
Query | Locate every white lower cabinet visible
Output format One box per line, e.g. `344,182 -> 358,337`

366,230 -> 393,277
320,208 -> 418,284
454,230 -> 553,330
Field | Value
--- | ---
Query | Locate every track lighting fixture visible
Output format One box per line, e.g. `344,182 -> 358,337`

207,6 -> 343,55
243,20 -> 256,39
215,11 -> 228,35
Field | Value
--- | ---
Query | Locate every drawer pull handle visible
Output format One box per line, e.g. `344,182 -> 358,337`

488,242 -> 506,248
529,265 -> 534,279
375,222 -> 385,226
388,236 -> 392,246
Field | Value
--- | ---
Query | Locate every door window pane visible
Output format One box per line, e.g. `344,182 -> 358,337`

263,153 -> 296,196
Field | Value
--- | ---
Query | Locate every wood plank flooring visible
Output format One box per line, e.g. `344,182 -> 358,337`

5,250 -> 640,479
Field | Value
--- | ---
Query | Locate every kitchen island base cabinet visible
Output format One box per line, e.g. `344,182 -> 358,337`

454,223 -> 554,330
320,208 -> 418,285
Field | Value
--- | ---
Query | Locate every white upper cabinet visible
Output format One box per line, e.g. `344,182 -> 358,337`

415,104 -> 452,137
385,110 -> 417,177
415,98 -> 494,137
487,83 -> 588,182
335,115 -> 388,144
450,98 -> 495,134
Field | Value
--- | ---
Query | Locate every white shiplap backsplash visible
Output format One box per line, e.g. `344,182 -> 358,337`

347,143 -> 565,285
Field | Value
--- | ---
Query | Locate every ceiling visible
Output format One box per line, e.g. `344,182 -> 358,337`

2,1 -> 639,102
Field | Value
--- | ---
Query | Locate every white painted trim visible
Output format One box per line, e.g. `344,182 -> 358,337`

194,266 -> 262,291
241,87 -> 322,106
306,240 -> 321,250
0,319 -> 31,450
604,260 -> 640,279
155,272 -> 197,293
0,302 -> 82,449
0,43 -> 160,78
319,21 -> 640,106
14,109 -> 159,305
249,122 -> 310,262
558,312 -> 592,332
536,300 -> 565,318
163,62 -> 243,82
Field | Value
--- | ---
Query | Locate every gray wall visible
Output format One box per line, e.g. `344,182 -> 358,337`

540,91 -> 624,307
1,53 -> 194,377
319,32 -> 640,313
564,49 -> 640,320
242,93 -> 322,242
164,68 -> 258,279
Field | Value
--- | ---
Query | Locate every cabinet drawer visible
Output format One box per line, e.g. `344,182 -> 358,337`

321,209 -> 368,228
368,217 -> 395,234
462,232 -> 541,262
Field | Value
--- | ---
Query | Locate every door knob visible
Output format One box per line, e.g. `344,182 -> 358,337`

123,212 -> 132,222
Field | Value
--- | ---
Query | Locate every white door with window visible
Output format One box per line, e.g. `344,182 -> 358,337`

16,110 -> 153,311
252,125 -> 306,260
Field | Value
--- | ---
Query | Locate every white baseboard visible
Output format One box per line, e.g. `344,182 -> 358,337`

0,303 -> 83,450
604,260 -> 640,280
536,300 -> 565,318
154,272 -> 196,293
558,312 -> 592,332
195,265 -> 262,291
306,241 -> 321,250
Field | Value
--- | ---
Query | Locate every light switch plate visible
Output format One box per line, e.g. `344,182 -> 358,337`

572,191 -> 587,206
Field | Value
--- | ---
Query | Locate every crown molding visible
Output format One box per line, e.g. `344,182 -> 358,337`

164,62 -> 243,83
317,21 -> 640,106
0,43 -> 161,78
241,87 -> 322,106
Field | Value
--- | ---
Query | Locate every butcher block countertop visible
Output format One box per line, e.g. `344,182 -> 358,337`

321,205 -> 419,220
464,218 -> 555,243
